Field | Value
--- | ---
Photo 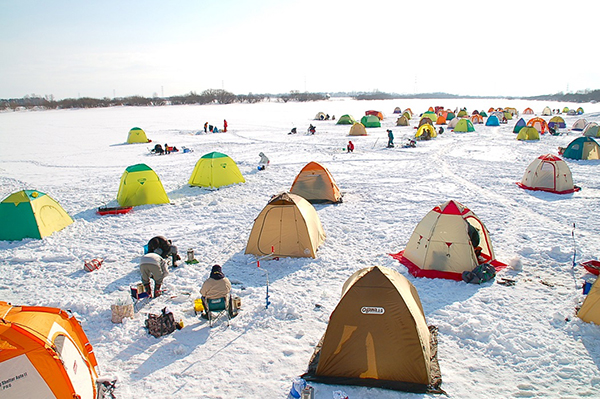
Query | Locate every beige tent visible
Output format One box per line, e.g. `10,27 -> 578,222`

583,122 -> 600,137
447,117 -> 459,129
245,192 -> 325,258
349,122 -> 367,136
391,200 -> 506,280
396,115 -> 410,126
578,277 -> 600,324
516,154 -> 580,194
302,265 -> 442,393
290,161 -> 342,203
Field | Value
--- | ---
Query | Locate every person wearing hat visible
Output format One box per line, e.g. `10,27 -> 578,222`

200,265 -> 232,310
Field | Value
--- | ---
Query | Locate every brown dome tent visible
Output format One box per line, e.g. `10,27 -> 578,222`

290,161 -> 342,203
302,265 -> 443,393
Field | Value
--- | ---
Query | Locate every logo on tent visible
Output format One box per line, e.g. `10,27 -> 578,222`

361,306 -> 385,315
138,178 -> 147,185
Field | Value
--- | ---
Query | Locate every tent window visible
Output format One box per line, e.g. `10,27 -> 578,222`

0,338 -> 18,350
540,163 -> 554,172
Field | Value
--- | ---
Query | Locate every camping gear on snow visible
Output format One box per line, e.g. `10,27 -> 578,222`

453,118 -> 475,132
188,151 -> 245,188
462,263 -> 496,284
415,124 -> 436,140
572,118 -> 588,131
84,258 -> 103,272
245,192 -> 325,259
582,260 -> 600,276
145,307 -> 179,337
289,377 -> 307,398
542,106 -> 552,116
204,296 -> 231,327
302,266 -> 443,394
336,114 -> 356,125
365,110 -> 383,120
116,164 -> 170,207
523,107 -> 534,114
513,118 -> 526,133
126,126 -> 150,143
396,115 -> 410,126
0,190 -> 73,241
582,122 -> 600,137
111,294 -> 134,323
527,117 -> 549,135
578,277 -> 600,324
560,136 -> 600,160
348,122 -> 367,136
96,205 -> 133,216
301,385 -> 314,399
391,199 -> 507,281
516,154 -> 581,194
186,248 -> 199,264
130,282 -> 151,300
516,126 -> 540,141
485,115 -> 500,126
0,301 -> 101,399
548,116 -> 566,130
290,161 -> 342,204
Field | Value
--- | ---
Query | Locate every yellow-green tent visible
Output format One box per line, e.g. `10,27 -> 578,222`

415,124 -> 437,139
0,190 -> 73,241
516,126 -> 540,141
188,152 -> 245,189
117,164 -> 170,206
127,127 -> 150,143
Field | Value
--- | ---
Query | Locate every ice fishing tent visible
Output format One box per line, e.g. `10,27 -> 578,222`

457,110 -> 468,118
361,115 -> 381,128
527,117 -> 549,135
470,114 -> 484,124
513,118 -> 527,133
126,127 -> 150,143
577,107 -> 584,114
0,301 -> 100,399
365,110 -> 384,120
516,126 -> 540,140
415,124 -> 437,139
435,115 -> 446,125
578,278 -> 600,324
516,154 -> 580,194
396,115 -> 410,126
561,137 -> 600,160
337,114 -> 356,125
393,107 -> 402,114
391,200 -> 506,280
290,161 -> 342,204
548,116 -> 566,129
485,115 -> 500,126
188,151 -> 245,189
418,117 -> 433,127
523,107 -> 534,115
562,107 -> 570,114
421,111 -> 437,121
245,192 -> 325,258
314,112 -> 327,120
116,163 -> 170,207
0,190 -> 73,241
349,122 -> 368,136
447,117 -> 459,129
572,119 -> 588,131
582,122 -> 600,137
453,118 -> 475,132
302,265 -> 442,393
542,106 -> 552,116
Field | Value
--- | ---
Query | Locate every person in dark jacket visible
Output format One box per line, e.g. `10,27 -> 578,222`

387,129 -> 394,147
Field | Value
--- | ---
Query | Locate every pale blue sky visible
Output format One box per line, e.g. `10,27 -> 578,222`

1,0 -> 599,99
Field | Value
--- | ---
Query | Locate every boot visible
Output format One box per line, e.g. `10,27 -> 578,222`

143,283 -> 152,298
154,284 -> 162,298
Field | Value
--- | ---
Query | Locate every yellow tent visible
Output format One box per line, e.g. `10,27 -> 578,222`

302,266 -> 443,393
188,152 -> 245,189
415,124 -> 437,139
578,277 -> 600,324
0,301 -> 100,399
349,123 -> 367,136
290,161 -> 342,203
117,164 -> 170,207
516,126 -> 540,141
0,190 -> 73,241
245,192 -> 325,258
126,127 -> 150,143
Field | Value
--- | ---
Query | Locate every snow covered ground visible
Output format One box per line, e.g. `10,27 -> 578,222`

1,97 -> 600,399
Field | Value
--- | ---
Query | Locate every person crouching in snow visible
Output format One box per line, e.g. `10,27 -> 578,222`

139,251 -> 168,298
258,152 -> 270,170
347,141 -> 354,153
200,265 -> 232,317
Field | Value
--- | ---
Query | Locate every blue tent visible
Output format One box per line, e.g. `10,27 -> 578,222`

485,115 -> 500,126
562,137 -> 600,160
513,118 -> 526,134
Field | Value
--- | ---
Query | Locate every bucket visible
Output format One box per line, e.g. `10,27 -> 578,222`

194,298 -> 204,313
583,281 -> 594,295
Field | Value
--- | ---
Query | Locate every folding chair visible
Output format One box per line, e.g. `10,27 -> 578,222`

204,297 -> 231,327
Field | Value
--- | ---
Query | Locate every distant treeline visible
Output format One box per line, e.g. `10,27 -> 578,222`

2,89 -> 599,110
0,89 -> 329,110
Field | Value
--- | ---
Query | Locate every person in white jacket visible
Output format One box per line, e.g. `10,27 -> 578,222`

140,251 -> 168,297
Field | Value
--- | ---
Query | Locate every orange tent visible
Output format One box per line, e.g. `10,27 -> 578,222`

435,115 -> 447,125
0,301 -> 100,399
523,107 -> 534,115
527,117 -> 549,134
470,114 -> 484,124
290,161 -> 342,203
365,110 -> 384,120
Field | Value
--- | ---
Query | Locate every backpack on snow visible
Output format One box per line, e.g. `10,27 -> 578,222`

462,263 -> 496,284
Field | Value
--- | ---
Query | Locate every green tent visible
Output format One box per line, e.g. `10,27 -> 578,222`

454,119 -> 475,132
360,115 -> 381,128
336,114 -> 356,125
562,137 -> 599,159
0,190 -> 74,241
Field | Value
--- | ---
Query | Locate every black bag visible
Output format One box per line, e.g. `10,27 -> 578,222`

462,263 -> 496,284
145,307 -> 177,337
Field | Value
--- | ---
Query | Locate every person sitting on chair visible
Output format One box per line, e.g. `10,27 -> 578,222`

200,265 -> 232,317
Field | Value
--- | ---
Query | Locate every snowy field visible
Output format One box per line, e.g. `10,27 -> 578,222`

1,97 -> 600,399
